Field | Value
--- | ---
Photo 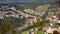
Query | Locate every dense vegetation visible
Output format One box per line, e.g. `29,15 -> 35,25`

34,19 -> 46,31
0,17 -> 26,34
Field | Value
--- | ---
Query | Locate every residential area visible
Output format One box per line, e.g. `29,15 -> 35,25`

0,0 -> 60,34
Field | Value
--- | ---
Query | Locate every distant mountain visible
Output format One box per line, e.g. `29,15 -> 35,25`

0,0 -> 56,4
0,0 -> 57,9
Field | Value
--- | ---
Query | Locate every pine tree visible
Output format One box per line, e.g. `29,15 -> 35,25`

0,17 -> 17,34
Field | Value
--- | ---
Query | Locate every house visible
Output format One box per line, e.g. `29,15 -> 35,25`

0,11 -> 4,19
25,19 -> 33,25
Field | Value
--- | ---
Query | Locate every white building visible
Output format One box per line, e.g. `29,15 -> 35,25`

0,12 -> 4,19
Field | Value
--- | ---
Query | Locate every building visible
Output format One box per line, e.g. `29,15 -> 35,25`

0,11 -> 4,19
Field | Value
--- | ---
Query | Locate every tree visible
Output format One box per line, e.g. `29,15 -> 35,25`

0,17 -> 17,34
34,19 -> 46,31
0,19 -> 4,26
57,0 -> 60,5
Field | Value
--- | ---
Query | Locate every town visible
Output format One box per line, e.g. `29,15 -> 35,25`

0,3 -> 60,34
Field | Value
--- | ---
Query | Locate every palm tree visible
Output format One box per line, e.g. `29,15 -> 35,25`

34,19 -> 46,31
